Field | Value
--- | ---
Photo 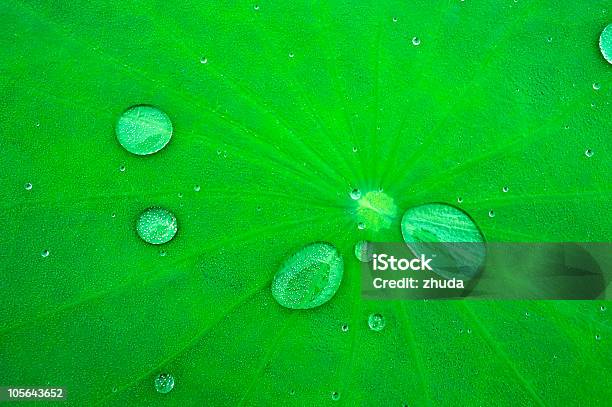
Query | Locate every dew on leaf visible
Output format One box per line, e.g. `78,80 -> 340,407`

595,334 -> 601,341
200,57 -> 208,64
354,240 -> 374,262
24,182 -> 32,191
194,184 -> 201,192
350,188 -> 361,200
136,208 -> 178,245
119,164 -> 126,172
592,82 -> 601,90
457,197 -> 463,203
368,313 -> 386,332
599,23 -> 612,64
488,210 -> 495,218
412,37 -> 421,46
288,52 -> 294,58
392,16 -> 398,22
357,222 -> 366,230
154,373 -> 175,394
331,391 -> 340,401
401,203 -> 485,280
341,324 -> 349,332
41,249 -> 49,258
502,186 -> 509,193
271,242 -> 344,309
352,146 -> 358,153
116,105 -> 172,155
254,4 -> 260,10
585,149 -> 594,158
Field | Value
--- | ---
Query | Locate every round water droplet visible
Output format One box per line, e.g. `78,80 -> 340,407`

288,52 -> 295,58
401,203 -> 485,281
200,57 -> 208,64
368,313 -> 386,332
599,23 -> 612,64
457,197 -> 463,203
467,328 -> 472,334
116,105 -> 173,155
154,373 -> 175,394
136,208 -> 178,245
254,4 -> 260,10
331,391 -> 340,401
595,334 -> 601,341
488,210 -> 495,218
592,82 -> 601,90
585,149 -> 594,158
24,182 -> 32,191
357,222 -> 366,230
412,37 -> 421,46
159,250 -> 167,257
502,186 -> 509,193
341,324 -> 349,332
354,240 -> 374,262
350,188 -> 361,200
392,16 -> 398,22
41,249 -> 49,258
601,305 -> 606,311
111,213 -> 116,218
546,36 -> 553,43
119,164 -> 126,172
352,146 -> 358,153
271,242 -> 344,310
194,184 -> 201,192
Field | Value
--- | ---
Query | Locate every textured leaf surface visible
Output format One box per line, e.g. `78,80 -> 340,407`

1,0 -> 610,405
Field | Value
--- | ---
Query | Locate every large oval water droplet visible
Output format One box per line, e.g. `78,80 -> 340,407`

116,105 -> 173,155
401,203 -> 485,280
271,242 -> 344,309
599,23 -> 612,64
136,208 -> 178,245
154,373 -> 175,394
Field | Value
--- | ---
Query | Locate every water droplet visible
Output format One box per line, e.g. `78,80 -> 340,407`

194,185 -> 201,192
136,208 -> 178,245
112,387 -> 117,393
159,250 -> 167,257
457,197 -> 463,203
411,36 -> 421,46
288,52 -> 294,58
177,192 -> 183,198
253,4 -> 260,10
595,334 -> 601,341
502,186 -> 509,193
392,16 -> 398,22
357,222 -> 366,230
488,210 -> 495,218
593,82 -> 601,90
599,23 -> 612,64
111,213 -> 116,218
289,389 -> 296,396
467,328 -> 472,334
24,182 -> 32,191
352,146 -> 358,153
41,249 -> 49,258
154,373 -> 175,394
525,311 -> 530,317
116,105 -> 173,155
600,305 -> 606,311
271,242 -> 344,309
546,36 -> 553,43
401,203 -> 485,280
331,391 -> 340,401
585,149 -> 594,158
350,188 -> 361,200
341,324 -> 349,332
368,313 -> 386,332
119,164 -> 126,172
354,240 -> 374,262
200,57 -> 208,64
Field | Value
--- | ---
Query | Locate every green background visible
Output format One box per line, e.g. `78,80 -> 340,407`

0,0 -> 610,405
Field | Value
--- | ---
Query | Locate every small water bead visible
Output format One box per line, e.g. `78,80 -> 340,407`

154,373 -> 175,394
585,149 -> 594,158
41,249 -> 49,258
271,242 -> 344,309
392,16 -> 398,22
136,208 -> 178,245
354,240 -> 374,262
159,250 -> 167,257
457,197 -> 463,203
111,213 -> 116,218
467,328 -> 472,334
502,186 -> 509,193
352,146 -> 358,153
368,313 -> 386,332
24,182 -> 32,191
200,57 -> 208,64
178,192 -> 183,198
601,305 -> 606,311
194,184 -> 201,192
593,82 -> 601,90
411,37 -> 421,46
341,324 -> 349,332
116,105 -> 173,155
288,52 -> 295,58
119,164 -> 126,172
350,188 -> 361,200
254,4 -> 260,10
599,23 -> 612,64
357,222 -> 366,230
331,391 -> 340,401
595,334 -> 601,341
546,36 -> 553,43
488,210 -> 496,218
